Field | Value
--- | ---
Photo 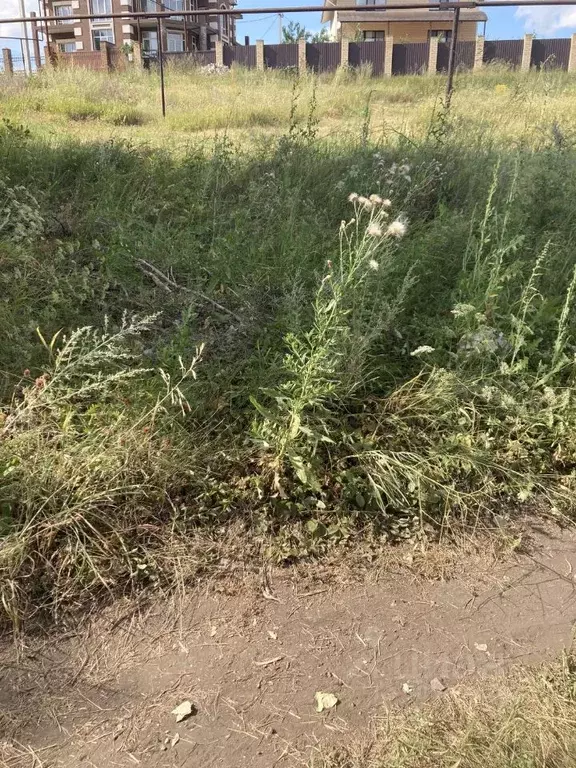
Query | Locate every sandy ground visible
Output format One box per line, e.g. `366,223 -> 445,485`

2,524 -> 576,768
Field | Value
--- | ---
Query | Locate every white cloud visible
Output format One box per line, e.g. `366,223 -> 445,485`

0,0 -> 38,40
515,5 -> 576,35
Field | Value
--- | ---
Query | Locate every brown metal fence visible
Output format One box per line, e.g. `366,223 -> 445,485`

264,43 -> 298,69
233,44 -> 256,68
437,40 -> 475,71
392,42 -> 428,74
306,41 -> 341,72
349,41 -> 385,75
160,50 -> 216,67
483,39 -> 524,68
531,38 -> 571,69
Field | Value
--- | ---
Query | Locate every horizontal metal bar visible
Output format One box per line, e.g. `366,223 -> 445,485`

1,0 -> 576,25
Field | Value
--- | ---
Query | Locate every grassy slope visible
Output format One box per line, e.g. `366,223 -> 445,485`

2,67 -> 576,629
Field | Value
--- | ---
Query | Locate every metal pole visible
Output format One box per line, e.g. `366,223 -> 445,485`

41,0 -> 52,60
445,5 -> 460,107
31,12 -> 42,69
18,0 -> 32,73
157,15 -> 166,117
278,12 -> 283,43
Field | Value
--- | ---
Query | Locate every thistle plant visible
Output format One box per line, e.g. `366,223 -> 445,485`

251,192 -> 408,487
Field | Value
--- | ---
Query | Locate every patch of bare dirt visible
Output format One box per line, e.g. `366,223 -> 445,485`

2,525 -> 576,768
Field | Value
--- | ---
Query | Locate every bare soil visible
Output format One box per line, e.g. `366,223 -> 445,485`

2,524 -> 576,768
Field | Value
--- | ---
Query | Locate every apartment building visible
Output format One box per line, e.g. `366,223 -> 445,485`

322,0 -> 487,43
42,0 -> 237,55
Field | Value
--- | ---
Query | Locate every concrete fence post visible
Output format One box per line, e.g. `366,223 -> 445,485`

256,39 -> 264,70
474,35 -> 484,71
569,32 -> 576,71
384,35 -> 393,76
340,36 -> 349,68
215,40 -> 224,67
2,48 -> 14,76
427,34 -> 438,75
298,38 -> 307,72
521,33 -> 533,71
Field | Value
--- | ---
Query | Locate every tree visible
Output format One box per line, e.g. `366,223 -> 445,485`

282,21 -> 330,43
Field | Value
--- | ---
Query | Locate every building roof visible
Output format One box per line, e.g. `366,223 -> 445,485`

321,1 -> 487,23
336,8 -> 487,21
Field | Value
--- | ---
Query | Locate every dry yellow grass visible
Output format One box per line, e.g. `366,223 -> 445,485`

1,64 -> 575,148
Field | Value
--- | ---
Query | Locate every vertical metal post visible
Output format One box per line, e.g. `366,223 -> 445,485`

18,0 -> 32,74
445,6 -> 460,107
31,13 -> 42,70
42,0 -> 53,61
157,16 -> 166,117
278,13 -> 283,43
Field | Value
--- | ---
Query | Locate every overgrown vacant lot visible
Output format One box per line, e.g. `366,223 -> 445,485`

3,64 -> 576,767
2,66 -> 576,631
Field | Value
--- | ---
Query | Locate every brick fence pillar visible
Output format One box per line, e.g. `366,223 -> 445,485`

384,35 -> 393,76
521,33 -> 533,71
100,40 -> 112,71
474,35 -> 484,71
340,37 -> 349,68
298,38 -> 307,72
569,32 -> 576,72
215,40 -> 224,67
427,34 -> 438,75
132,40 -> 143,69
256,39 -> 264,70
2,48 -> 14,76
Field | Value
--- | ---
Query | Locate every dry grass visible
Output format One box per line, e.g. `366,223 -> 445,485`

315,651 -> 576,768
1,64 -> 575,147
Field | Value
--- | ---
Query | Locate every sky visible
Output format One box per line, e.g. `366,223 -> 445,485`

1,0 -> 576,58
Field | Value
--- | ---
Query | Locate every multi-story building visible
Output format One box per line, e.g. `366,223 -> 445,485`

322,0 -> 487,43
42,0 -> 237,55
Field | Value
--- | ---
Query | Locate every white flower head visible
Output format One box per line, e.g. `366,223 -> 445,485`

382,199 -> 392,209
368,259 -> 379,271
386,218 -> 408,239
411,345 -> 435,357
369,194 -> 383,204
367,222 -> 382,237
357,196 -> 373,210
348,192 -> 359,202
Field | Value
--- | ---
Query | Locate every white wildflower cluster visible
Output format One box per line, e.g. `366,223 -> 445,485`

0,180 -> 44,244
387,161 -> 412,186
348,192 -> 407,241
411,345 -> 435,357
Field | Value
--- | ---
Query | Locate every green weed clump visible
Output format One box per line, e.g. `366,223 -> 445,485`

2,70 -> 576,626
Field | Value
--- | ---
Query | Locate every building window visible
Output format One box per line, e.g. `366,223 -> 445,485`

165,0 -> 185,20
357,0 -> 379,6
220,5 -> 229,38
90,0 -> 112,17
167,32 -> 185,52
57,40 -> 76,52
141,30 -> 158,53
92,27 -> 114,49
53,4 -> 74,24
429,30 -> 452,42
363,30 -> 384,40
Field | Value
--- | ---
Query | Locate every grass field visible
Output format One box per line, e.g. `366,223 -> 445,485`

2,64 -> 576,631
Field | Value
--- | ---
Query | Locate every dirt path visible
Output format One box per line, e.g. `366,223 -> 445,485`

3,525 -> 576,768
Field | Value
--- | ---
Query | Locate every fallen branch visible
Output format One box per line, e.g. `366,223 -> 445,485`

136,258 -> 243,324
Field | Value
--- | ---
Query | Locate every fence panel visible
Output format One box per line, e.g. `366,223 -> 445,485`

393,42 -> 429,75
483,39 -> 523,68
349,41 -> 385,75
264,43 -> 298,69
436,40 -> 475,72
306,41 -> 341,72
233,44 -> 256,68
531,38 -> 570,69
159,50 -> 216,67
